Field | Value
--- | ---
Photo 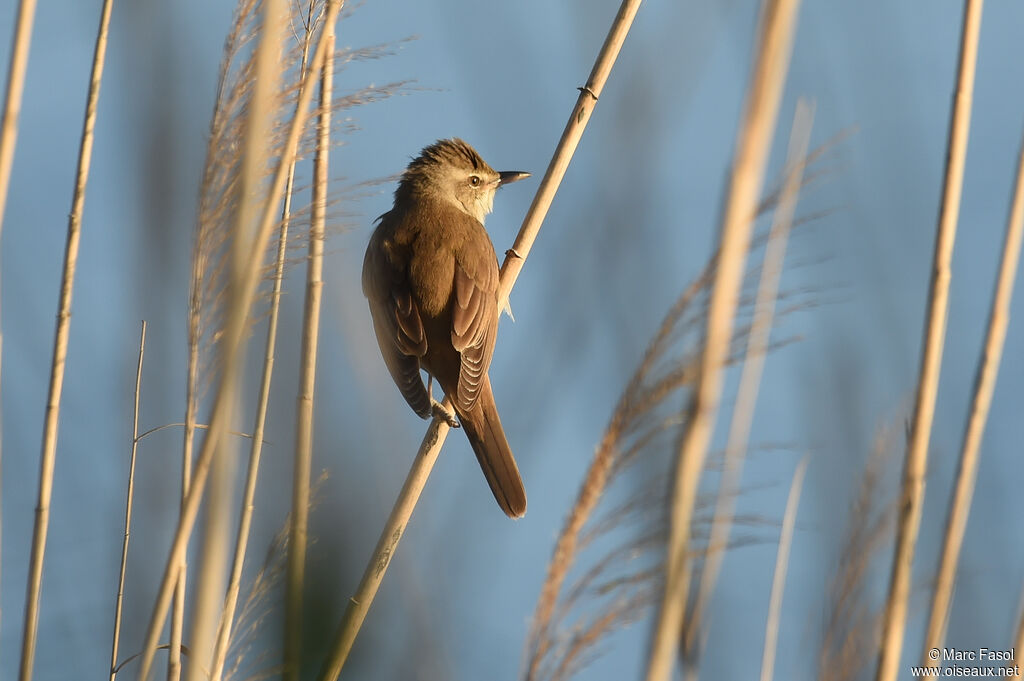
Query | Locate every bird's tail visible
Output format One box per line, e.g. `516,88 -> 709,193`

456,376 -> 527,518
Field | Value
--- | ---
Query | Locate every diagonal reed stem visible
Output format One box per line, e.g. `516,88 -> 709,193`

285,23 -> 333,681
685,99 -> 815,673
209,5 -> 320,680
875,2 -> 983,680
18,1 -> 115,679
645,1 -> 802,679
759,456 -> 808,681
920,123 -> 1024,664
109,321 -> 146,681
314,2 -> 644,679
135,2 -> 345,678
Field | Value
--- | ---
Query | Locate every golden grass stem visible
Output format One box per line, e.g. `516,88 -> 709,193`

135,3 -> 344,678
0,0 -> 37,230
285,25 -> 333,681
17,1 -> 114,678
209,6 -> 319,680
874,3 -> 983,680
686,100 -> 814,669
0,0 -> 40,633
645,2 -> 802,680
759,456 -> 808,681
921,124 -> 1024,663
315,3 -> 644,679
109,322 -> 146,681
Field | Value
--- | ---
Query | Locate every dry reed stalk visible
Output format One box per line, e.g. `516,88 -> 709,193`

284,24 -> 333,681
0,1 -> 40,628
210,4 -> 320,679
685,99 -> 815,667
17,1 -> 115,679
108,322 -> 146,681
0,0 -> 37,228
759,456 -> 807,681
136,1 -> 346,678
185,411 -> 238,681
314,3 -> 644,678
875,2 -> 983,679
921,124 -> 1024,662
645,1 -> 802,679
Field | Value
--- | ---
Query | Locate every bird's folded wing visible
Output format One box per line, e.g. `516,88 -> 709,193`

451,256 -> 497,413
362,233 -> 431,418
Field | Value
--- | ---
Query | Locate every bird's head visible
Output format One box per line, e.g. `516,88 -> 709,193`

398,138 -> 529,224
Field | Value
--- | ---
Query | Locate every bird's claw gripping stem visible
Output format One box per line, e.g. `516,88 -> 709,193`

431,401 -> 460,428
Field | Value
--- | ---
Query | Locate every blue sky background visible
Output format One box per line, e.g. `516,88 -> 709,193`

2,1 -> 1024,679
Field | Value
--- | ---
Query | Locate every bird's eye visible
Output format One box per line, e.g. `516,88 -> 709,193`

468,175 -> 481,187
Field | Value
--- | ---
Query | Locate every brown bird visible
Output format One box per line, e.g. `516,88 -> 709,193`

362,139 -> 530,517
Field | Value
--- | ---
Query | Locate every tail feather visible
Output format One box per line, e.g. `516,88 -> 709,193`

457,376 -> 526,518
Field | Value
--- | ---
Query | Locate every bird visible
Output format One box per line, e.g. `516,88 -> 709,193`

362,138 -> 530,518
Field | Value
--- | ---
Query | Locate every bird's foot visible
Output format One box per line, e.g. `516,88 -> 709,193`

431,401 -> 460,428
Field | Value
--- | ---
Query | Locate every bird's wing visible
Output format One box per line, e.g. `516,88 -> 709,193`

362,228 -> 432,419
451,232 -> 499,413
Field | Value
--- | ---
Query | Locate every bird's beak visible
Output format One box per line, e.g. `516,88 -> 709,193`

498,171 -> 530,187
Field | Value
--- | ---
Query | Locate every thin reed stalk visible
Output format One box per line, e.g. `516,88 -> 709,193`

0,0 -> 37,228
315,2 -> 644,678
645,1 -> 802,679
759,456 -> 807,681
921,123 -> 1024,662
109,322 -> 146,681
875,2 -> 983,679
0,0 -> 41,629
285,24 -> 333,681
686,99 -> 815,669
18,1 -> 115,679
135,3 -> 344,678
209,4 -> 320,679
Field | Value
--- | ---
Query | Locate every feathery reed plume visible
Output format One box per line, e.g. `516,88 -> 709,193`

174,1 -> 263,673
921,123 -> 1024,661
819,427 -> 899,681
315,3 -> 644,678
210,2 -> 320,678
17,1 -> 115,679
524,264 -> 715,681
759,456 -> 807,681
285,22 -> 333,681
646,1 -> 802,678
522,203 -> 817,681
685,99 -> 815,668
135,1 -> 345,677
108,321 -> 146,681
185,0 -> 286,679
875,2 -> 983,679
